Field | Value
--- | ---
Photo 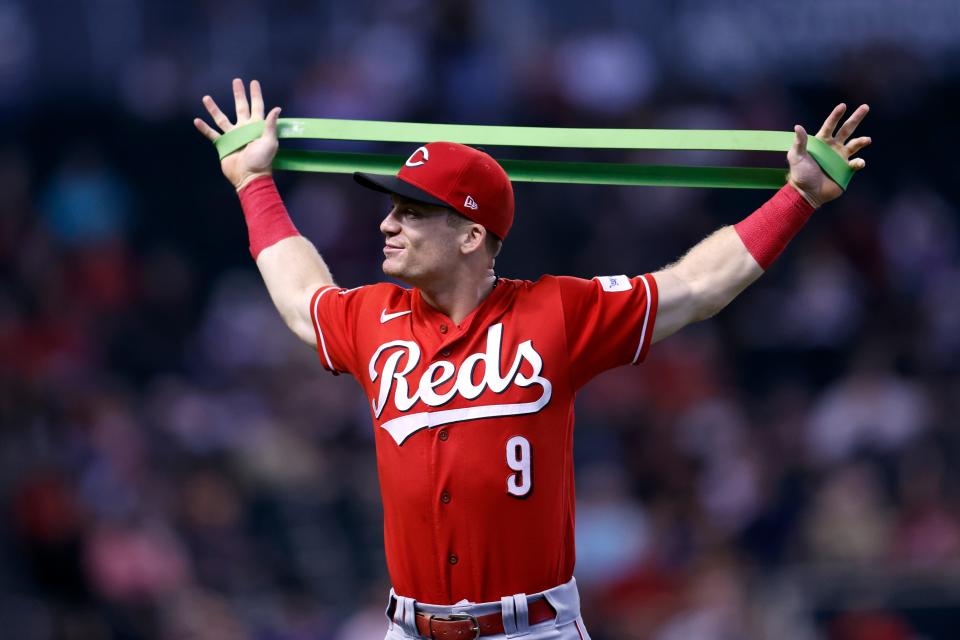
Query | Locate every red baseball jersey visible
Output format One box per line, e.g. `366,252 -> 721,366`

309,273 -> 658,605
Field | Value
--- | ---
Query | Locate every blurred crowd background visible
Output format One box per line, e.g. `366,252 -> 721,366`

2,1 -> 960,638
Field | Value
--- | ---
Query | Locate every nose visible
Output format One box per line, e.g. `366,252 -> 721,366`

380,207 -> 401,236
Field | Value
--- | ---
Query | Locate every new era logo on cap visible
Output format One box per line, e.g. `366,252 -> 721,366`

464,195 -> 478,210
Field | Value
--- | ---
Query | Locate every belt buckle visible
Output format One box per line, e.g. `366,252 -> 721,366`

433,613 -> 480,639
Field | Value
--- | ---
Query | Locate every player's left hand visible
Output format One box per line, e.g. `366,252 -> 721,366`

787,103 -> 871,208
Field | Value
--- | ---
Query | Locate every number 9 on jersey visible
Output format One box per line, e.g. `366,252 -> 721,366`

506,435 -> 532,497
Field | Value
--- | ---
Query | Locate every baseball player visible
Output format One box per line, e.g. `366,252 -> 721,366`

194,78 -> 870,639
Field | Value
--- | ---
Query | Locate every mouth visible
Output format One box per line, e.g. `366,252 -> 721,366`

383,244 -> 403,256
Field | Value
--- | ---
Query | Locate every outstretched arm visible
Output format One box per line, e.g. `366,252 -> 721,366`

651,103 -> 872,344
194,79 -> 334,346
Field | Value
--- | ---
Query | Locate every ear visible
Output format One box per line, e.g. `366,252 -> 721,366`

459,224 -> 486,255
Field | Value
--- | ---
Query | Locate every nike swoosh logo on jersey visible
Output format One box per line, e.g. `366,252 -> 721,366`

380,309 -> 412,324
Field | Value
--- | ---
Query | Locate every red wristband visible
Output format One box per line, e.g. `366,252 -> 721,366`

734,184 -> 815,270
238,176 -> 300,259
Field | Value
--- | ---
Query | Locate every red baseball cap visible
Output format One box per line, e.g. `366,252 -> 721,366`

354,142 -> 515,240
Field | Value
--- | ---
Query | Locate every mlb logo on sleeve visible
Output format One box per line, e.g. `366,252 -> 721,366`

597,275 -> 633,292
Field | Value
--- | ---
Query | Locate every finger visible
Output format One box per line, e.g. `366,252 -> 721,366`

193,118 -> 220,141
836,104 -> 870,142
264,106 -> 281,138
817,103 -> 846,138
845,135 -> 872,156
203,95 -> 233,131
250,80 -> 265,119
791,124 -> 808,156
233,77 -> 250,121
849,157 -> 866,171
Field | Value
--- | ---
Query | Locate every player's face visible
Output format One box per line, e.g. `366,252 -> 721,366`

380,196 -> 465,285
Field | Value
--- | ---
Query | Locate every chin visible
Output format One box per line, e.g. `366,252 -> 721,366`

382,259 -> 410,282
383,260 -> 428,288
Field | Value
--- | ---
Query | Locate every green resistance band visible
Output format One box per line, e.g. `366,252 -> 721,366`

213,118 -> 853,190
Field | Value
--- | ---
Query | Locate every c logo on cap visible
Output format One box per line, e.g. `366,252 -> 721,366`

405,146 -> 429,168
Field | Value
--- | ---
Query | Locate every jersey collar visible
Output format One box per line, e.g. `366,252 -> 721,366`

412,278 -> 515,336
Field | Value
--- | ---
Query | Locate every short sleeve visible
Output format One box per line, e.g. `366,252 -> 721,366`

557,274 -> 659,389
309,285 -> 365,376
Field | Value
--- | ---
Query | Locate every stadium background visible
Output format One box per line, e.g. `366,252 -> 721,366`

2,1 -> 960,638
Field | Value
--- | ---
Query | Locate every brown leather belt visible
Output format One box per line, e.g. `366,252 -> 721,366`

390,597 -> 556,639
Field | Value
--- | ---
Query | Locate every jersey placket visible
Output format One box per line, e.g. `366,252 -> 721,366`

395,282 -> 531,600
409,297 -> 466,597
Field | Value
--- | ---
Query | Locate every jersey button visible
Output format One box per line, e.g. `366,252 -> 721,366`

440,491 -> 451,504
448,554 -> 458,565
439,324 -> 448,334
438,430 -> 449,441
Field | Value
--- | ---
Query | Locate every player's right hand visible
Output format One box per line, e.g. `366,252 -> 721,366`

194,78 -> 281,191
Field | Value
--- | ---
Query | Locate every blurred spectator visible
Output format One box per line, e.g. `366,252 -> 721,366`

806,352 -> 931,465
804,463 -> 893,565
827,609 -> 914,640
575,465 -> 653,586
39,147 -> 131,249
891,442 -> 960,568
651,555 -> 749,640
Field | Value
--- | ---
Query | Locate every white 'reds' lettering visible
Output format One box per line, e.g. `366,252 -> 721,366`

370,340 -> 421,415
420,361 -> 457,406
368,323 -> 552,445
